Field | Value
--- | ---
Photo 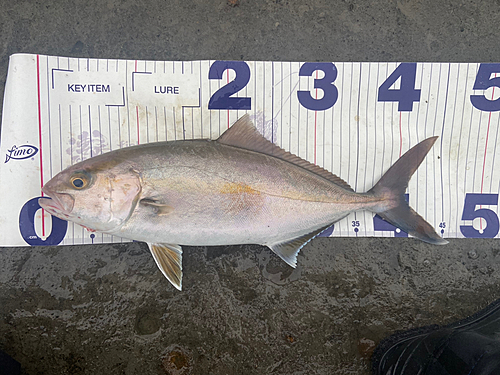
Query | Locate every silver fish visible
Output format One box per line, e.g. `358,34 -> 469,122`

39,115 -> 447,290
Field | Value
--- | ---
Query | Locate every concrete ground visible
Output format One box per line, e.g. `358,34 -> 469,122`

1,1 -> 500,374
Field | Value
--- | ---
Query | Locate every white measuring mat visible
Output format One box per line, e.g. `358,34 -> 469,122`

1,53 -> 499,247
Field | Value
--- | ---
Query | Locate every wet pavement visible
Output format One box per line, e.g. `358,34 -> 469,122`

1,0 -> 500,374
2,238 -> 499,374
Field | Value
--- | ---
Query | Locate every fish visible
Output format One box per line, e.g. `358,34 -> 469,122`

39,115 -> 447,290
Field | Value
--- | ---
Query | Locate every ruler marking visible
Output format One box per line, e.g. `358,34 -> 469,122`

58,104 -> 62,171
46,56 -> 53,178
155,106 -> 158,142
447,64 -> 460,236
79,105 -> 83,159
272,61 -> 275,144
481,73 -> 497,194
423,63 -> 434,223
491,111 -> 500,195
464,64 -> 477,216
432,63 -> 443,228
98,105 -> 102,154
439,63 -> 451,226
136,106 -> 140,144
89,105 -> 93,157
263,61 -> 266,138
456,64 -> 470,235
36,55 -> 46,238
125,62 -> 131,147
363,63 -> 371,235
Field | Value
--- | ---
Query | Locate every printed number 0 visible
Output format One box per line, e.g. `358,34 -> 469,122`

19,197 -> 67,246
297,62 -> 338,111
208,61 -> 251,110
460,193 -> 499,238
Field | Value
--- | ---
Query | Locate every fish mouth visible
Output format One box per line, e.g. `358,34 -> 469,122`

39,192 -> 75,220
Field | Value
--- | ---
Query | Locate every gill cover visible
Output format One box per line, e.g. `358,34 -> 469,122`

103,169 -> 142,231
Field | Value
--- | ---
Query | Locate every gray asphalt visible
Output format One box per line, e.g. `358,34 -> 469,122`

1,1 -> 500,374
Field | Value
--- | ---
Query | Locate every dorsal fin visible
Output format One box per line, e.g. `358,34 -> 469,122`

217,115 -> 353,192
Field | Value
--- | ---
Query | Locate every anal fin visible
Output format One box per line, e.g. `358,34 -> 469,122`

267,225 -> 331,268
147,243 -> 183,290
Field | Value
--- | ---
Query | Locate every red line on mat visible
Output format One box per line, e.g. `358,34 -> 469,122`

36,55 -> 46,237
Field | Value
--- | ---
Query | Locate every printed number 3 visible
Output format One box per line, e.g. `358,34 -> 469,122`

297,62 -> 338,111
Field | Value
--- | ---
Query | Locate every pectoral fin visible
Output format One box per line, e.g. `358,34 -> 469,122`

140,199 -> 174,216
147,243 -> 183,290
267,225 -> 331,268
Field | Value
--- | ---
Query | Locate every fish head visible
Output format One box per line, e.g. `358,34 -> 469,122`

39,159 -> 142,232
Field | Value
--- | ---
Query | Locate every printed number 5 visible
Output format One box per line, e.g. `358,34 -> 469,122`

470,63 -> 500,112
460,193 -> 499,238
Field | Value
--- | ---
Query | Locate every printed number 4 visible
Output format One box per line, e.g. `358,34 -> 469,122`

378,63 -> 421,112
460,193 -> 499,238
373,194 -> 409,237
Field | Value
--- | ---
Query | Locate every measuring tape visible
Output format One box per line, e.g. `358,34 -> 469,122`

0,54 -> 499,247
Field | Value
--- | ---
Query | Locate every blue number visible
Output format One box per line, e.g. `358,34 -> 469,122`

378,63 -> 421,111
352,220 -> 360,227
19,197 -> 68,246
208,61 -> 251,110
470,64 -> 500,112
460,193 -> 499,238
373,194 -> 409,237
297,62 -> 338,111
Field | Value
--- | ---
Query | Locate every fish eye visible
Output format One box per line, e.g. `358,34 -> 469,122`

70,173 -> 91,190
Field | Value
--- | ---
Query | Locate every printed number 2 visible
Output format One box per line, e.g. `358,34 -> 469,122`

208,61 -> 251,110
470,63 -> 500,112
19,197 -> 67,246
460,193 -> 499,238
378,63 -> 421,111
297,62 -> 338,111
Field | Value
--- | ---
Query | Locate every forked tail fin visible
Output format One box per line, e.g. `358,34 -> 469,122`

368,136 -> 447,245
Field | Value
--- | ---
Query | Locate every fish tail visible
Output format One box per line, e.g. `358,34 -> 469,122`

368,136 -> 447,245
